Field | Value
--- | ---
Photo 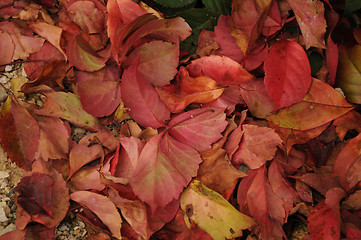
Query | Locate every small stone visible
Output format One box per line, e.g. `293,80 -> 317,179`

0,206 -> 8,223
0,88 -> 7,103
0,171 -> 9,180
4,66 -> 12,72
58,224 -> 69,232
0,223 -> 15,236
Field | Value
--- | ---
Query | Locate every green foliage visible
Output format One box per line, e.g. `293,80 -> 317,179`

308,51 -> 323,76
345,0 -> 361,13
202,0 -> 232,15
177,8 -> 217,55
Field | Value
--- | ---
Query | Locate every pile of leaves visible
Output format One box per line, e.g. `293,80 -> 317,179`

0,0 -> 361,239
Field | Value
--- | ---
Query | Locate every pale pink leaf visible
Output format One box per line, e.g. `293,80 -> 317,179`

75,66 -> 121,117
232,124 -> 282,169
70,191 -> 122,239
120,60 -> 170,128
130,133 -> 202,212
286,0 -> 327,49
168,107 -> 228,152
124,41 -> 179,86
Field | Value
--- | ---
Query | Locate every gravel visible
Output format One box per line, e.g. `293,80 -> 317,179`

0,65 -> 88,239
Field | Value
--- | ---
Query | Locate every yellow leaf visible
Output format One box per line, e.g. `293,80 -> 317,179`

180,180 -> 255,240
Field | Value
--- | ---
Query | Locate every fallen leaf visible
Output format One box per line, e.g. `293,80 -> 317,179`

34,91 -> 100,131
168,107 -> 228,152
130,132 -> 202,212
231,124 -> 282,169
70,191 -> 122,239
342,190 -> 361,210
75,66 -> 121,117
292,173 -> 340,196
267,78 -> 353,131
231,0 -> 272,53
287,0 -> 327,49
180,180 -> 255,240
0,31 -> 14,66
264,39 -> 312,111
0,98 -> 40,171
120,60 -> 170,128
332,110 -> 361,141
124,41 -> 179,87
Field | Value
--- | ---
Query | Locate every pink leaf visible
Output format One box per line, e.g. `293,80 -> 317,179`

70,191 -> 122,239
168,107 -> 228,152
69,165 -> 106,191
68,143 -> 103,178
124,41 -> 179,86
66,34 -> 108,72
232,124 -> 282,169
120,60 -> 170,128
186,55 -> 254,87
0,22 -> 44,60
0,100 -> 40,171
106,0 -> 146,44
214,15 -> 243,63
130,133 -> 202,212
240,78 -> 274,118
237,166 -> 286,239
29,21 -> 66,59
264,39 -> 312,110
67,1 -> 105,34
37,116 -> 70,160
24,42 -> 65,81
0,31 -> 14,66
286,0 -> 327,49
75,66 -> 121,117
118,17 -> 191,62
333,134 -> 361,190
114,137 -> 144,178
293,173 -> 340,196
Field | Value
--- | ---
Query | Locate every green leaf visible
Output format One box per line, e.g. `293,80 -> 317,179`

345,0 -> 361,13
202,0 -> 232,15
177,8 -> 218,55
153,0 -> 197,9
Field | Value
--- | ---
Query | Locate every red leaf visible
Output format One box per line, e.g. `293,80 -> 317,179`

186,55 -> 254,87
66,33 -> 108,72
67,1 -> 105,34
293,173 -> 340,196
231,0 -> 272,53
130,133 -> 202,212
15,159 -> 69,229
262,0 -> 283,37
68,143 -> 103,178
333,110 -> 361,141
168,107 -> 228,152
29,20 -> 66,59
37,116 -> 70,160
70,191 -> 122,239
0,22 -> 44,60
15,173 -> 54,217
120,60 -> 170,128
231,124 -> 282,169
124,40 -> 179,87
237,166 -> 286,239
267,78 -> 353,131
0,99 -> 40,171
308,200 -> 340,240
117,17 -> 191,63
264,39 -> 312,111
214,15 -> 243,63
24,42 -> 65,81
69,165 -> 106,191
106,0 -> 146,45
333,134 -> 361,190
286,0 -> 327,49
0,31 -> 14,66
75,66 -> 121,117
0,229 -> 26,240
114,137 -> 144,178
240,78 -> 274,118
